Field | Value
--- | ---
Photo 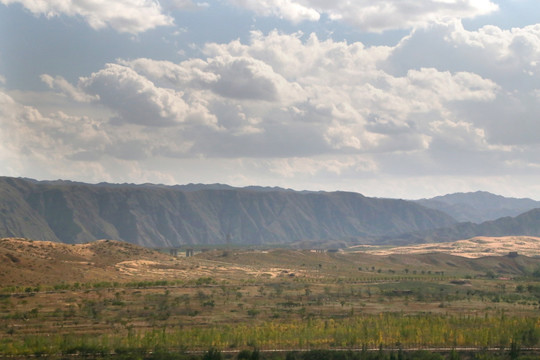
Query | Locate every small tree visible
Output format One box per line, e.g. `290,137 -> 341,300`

203,348 -> 222,360
509,341 -> 520,360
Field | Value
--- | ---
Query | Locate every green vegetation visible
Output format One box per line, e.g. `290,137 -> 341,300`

6,312 -> 539,354
2,276 -> 540,357
2,245 -> 540,359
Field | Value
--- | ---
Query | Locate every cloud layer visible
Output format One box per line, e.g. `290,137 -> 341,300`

227,0 -> 498,31
2,1 -> 540,198
1,0 -> 499,34
0,0 -> 175,33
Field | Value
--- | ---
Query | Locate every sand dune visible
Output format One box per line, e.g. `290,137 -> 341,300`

352,236 -> 540,258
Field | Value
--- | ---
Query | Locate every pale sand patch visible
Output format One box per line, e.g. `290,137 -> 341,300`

352,236 -> 540,258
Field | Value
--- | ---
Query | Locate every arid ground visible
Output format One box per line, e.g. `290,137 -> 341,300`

1,237 -> 540,356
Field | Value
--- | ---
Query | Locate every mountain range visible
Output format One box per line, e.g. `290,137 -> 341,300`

0,177 -> 456,247
415,191 -> 540,223
382,208 -> 540,244
1,176 -> 540,247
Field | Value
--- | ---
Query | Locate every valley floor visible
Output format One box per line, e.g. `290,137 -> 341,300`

1,238 -> 540,358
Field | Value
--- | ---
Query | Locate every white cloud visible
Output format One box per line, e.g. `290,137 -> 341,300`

6,25 -> 540,197
228,0 -> 320,23
451,22 -> 540,85
79,63 -> 217,127
122,54 -> 306,104
203,31 -> 390,80
0,92 -> 22,175
0,0 -> 174,33
450,22 -> 540,59
50,31 -> 503,163
384,20 -> 540,151
208,56 -> 296,101
405,68 -> 499,102
0,87 -> 201,179
264,156 -> 378,178
429,119 -> 509,152
387,21 -> 540,88
0,89 -> 112,177
324,121 -> 381,151
72,31 -> 501,165
321,0 -> 498,32
227,0 -> 498,31
40,74 -> 98,103
119,58 -> 206,86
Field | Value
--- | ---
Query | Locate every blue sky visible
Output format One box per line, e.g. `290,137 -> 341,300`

1,0 -> 540,199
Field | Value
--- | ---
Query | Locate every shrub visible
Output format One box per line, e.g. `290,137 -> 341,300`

203,348 -> 222,360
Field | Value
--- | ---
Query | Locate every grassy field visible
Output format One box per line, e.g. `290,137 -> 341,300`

1,238 -> 540,359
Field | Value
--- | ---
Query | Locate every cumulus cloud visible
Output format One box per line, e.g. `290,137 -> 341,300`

449,22 -> 540,88
387,21 -> 540,88
121,53 -> 306,103
119,58 -> 209,86
318,0 -> 498,32
203,31 -> 390,79
3,0 -> 540,199
73,30 -> 501,163
40,30 -> 501,162
6,25 -> 540,194
0,87 -> 197,179
208,56 -> 292,101
0,88 -> 112,177
227,0 -> 498,31
0,0 -> 174,33
384,20 -> 540,151
79,63 -> 217,127
40,74 -> 98,103
429,120 -> 508,152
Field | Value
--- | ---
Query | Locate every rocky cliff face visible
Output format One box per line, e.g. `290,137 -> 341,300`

0,177 -> 457,247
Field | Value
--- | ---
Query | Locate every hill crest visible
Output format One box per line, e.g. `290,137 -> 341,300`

0,237 -> 175,285
3,236 -> 540,287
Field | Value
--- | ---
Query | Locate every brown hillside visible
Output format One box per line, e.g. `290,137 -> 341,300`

3,237 -> 540,287
0,238 -> 177,286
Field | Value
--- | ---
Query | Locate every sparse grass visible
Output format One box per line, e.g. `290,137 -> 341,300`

2,239 -> 540,357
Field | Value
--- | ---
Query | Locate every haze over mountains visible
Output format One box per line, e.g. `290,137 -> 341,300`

1,177 -> 540,248
388,208 -> 540,245
416,191 -> 540,223
0,177 -> 455,247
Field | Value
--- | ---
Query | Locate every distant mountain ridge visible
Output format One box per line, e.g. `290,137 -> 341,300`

416,191 -> 540,223
0,177 -> 456,247
21,178 -> 296,193
5,177 -> 540,247
387,208 -> 540,244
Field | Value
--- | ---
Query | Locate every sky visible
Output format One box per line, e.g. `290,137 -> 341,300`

1,0 -> 540,200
